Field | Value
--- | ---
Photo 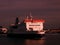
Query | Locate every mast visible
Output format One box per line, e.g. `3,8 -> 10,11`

30,12 -> 33,20
15,16 -> 19,25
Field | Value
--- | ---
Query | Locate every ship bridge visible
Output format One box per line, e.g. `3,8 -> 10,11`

24,18 -> 45,31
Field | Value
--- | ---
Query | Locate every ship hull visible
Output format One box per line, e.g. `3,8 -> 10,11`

7,33 -> 44,39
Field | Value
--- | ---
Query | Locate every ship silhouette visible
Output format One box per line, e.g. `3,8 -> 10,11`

7,14 -> 45,39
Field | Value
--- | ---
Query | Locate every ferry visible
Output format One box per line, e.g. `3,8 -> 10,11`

7,14 -> 45,39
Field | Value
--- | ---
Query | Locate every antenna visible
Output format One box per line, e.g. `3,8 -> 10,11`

26,15 -> 29,20
25,12 -> 29,20
30,12 -> 33,20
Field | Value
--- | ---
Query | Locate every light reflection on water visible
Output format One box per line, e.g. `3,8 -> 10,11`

5,37 -> 45,45
25,38 -> 45,45
0,34 -> 60,45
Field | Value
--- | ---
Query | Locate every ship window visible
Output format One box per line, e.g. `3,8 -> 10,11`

29,28 -> 33,30
29,25 -> 40,26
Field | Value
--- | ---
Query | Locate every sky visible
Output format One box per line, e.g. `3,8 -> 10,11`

0,0 -> 60,29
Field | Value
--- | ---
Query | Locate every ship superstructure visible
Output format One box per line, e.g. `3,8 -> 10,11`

24,15 -> 45,34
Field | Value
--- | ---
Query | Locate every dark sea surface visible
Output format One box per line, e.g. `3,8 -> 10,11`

0,33 -> 60,45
